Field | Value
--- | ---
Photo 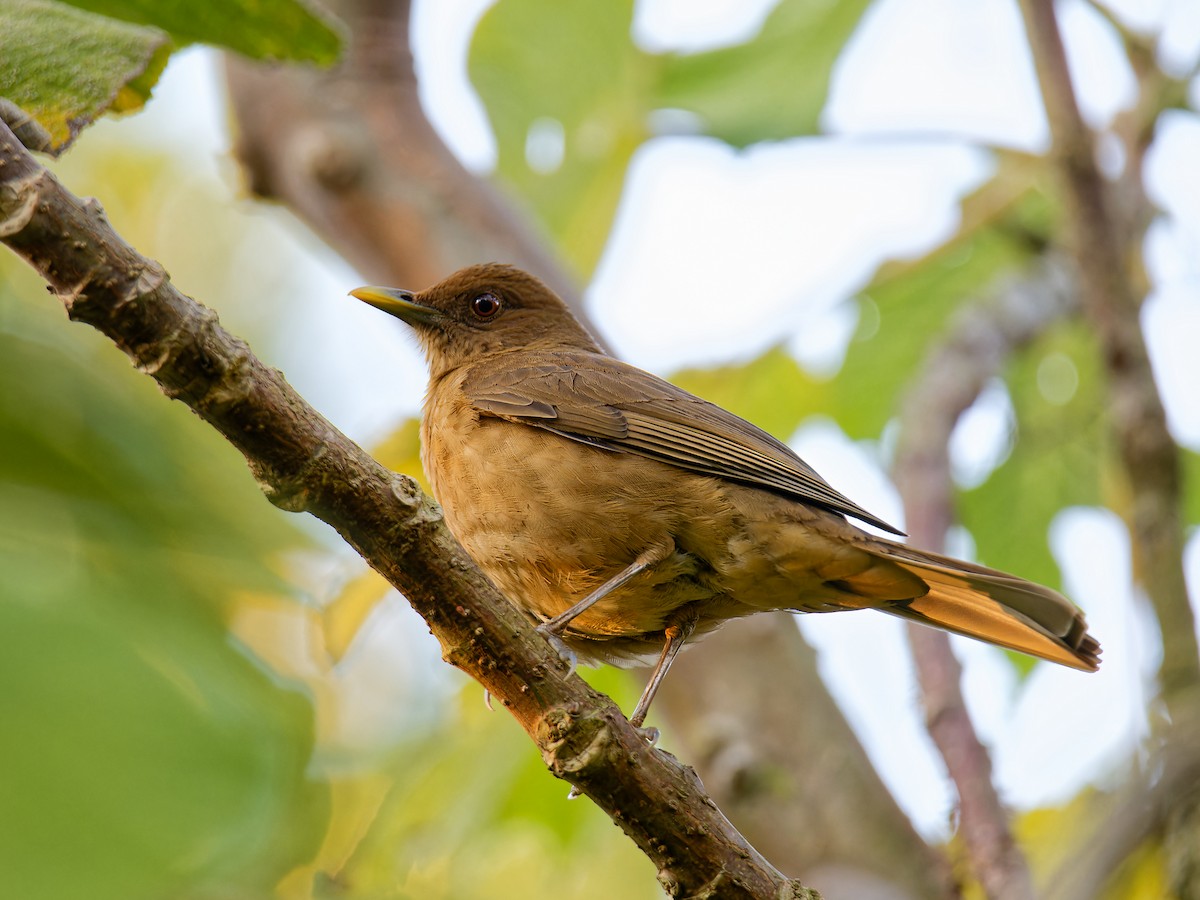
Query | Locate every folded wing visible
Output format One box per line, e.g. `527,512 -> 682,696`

463,351 -> 902,535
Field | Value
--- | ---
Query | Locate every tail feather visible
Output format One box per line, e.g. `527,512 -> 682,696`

870,541 -> 1101,671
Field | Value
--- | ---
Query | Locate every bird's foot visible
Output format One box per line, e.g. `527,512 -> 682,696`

536,623 -> 578,676
566,785 -> 583,800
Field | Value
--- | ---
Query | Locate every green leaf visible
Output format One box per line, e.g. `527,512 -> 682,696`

0,594 -> 328,900
1184,448 -> 1200,528
673,344 -> 829,443
59,0 -> 343,64
656,0 -> 873,146
834,212 -> 1044,439
0,0 -> 171,154
471,0 -> 647,276
962,322 -> 1109,595
469,0 -> 873,276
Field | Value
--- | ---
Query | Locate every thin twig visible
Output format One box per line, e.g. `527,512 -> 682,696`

1017,3 -> 1200,893
894,257 -> 1079,900
1016,0 -> 1198,704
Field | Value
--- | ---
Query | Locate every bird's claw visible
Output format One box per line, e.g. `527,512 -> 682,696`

536,623 -> 578,676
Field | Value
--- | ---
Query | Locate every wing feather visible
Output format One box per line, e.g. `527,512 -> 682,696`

463,351 -> 902,534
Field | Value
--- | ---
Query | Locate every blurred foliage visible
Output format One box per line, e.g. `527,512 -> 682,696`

1018,794 -> 1168,900
963,322 -> 1110,592
315,674 -> 657,900
0,0 -> 340,155
0,115 -> 362,897
0,261 -> 327,896
656,0 -> 871,146
950,792 -> 1169,899
470,0 -> 871,276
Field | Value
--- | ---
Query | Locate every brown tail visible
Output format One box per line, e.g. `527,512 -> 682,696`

869,541 -> 1101,671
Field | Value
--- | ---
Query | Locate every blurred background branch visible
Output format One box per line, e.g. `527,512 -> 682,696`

895,255 -> 1077,900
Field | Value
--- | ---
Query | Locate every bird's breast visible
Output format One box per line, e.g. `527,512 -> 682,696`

420,380 -> 748,640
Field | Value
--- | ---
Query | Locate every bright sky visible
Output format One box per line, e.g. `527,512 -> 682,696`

118,0 -> 1200,838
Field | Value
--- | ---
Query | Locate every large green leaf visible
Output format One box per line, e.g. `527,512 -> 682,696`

61,0 -> 343,63
0,0 -> 170,153
962,322 -> 1109,594
470,0 -> 873,276
471,0 -> 647,276
833,189 -> 1053,439
0,0 -> 341,155
656,0 -> 873,146
0,591 -> 327,900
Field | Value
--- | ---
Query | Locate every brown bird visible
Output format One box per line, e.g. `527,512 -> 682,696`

351,263 -> 1100,729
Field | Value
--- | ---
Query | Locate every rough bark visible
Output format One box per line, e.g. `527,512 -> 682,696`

0,119 -> 818,900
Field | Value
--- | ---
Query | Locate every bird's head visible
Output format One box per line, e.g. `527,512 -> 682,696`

350,264 -> 601,376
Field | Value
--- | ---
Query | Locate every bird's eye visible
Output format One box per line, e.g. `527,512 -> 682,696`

470,292 -> 502,319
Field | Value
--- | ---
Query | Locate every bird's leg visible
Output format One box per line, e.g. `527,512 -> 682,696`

628,609 -> 699,742
537,539 -> 674,673
540,540 -> 674,635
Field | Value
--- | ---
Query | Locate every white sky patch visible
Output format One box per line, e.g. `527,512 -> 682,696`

631,0 -> 779,53
786,295 -> 860,377
826,0 -> 1048,148
1057,0 -> 1139,128
950,378 -> 1016,490
411,0 -> 499,172
590,136 -> 990,372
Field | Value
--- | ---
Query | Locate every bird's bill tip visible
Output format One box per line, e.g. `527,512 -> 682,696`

349,285 -> 442,325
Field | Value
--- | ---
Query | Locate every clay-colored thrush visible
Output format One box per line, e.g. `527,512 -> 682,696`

351,264 -> 1100,727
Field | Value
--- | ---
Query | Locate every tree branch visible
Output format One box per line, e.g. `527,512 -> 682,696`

1014,5 -> 1200,892
1016,0 -> 1199,705
0,121 -> 818,900
893,256 -> 1080,900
